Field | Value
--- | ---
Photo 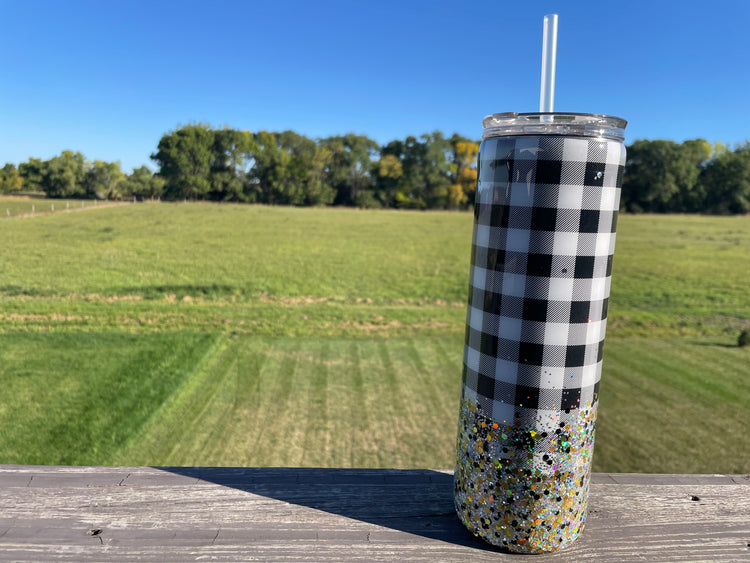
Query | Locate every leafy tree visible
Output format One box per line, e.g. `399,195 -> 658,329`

276,130 -> 321,205
151,124 -> 214,200
374,153 -> 402,208
119,166 -> 165,200
305,144 -> 334,206
210,128 -> 255,201
83,160 -> 125,200
389,132 -> 452,209
700,143 -> 750,214
41,151 -> 86,198
251,130 -> 304,205
396,135 -> 428,208
621,139 -> 710,212
0,163 -> 24,193
666,139 -> 712,212
249,130 -> 335,206
449,134 -> 479,209
319,134 -> 379,206
250,130 -> 287,204
18,158 -> 45,192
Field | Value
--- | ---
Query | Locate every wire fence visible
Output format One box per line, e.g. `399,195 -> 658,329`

1,197 -> 136,219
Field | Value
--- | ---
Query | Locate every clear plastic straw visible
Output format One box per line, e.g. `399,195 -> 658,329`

539,14 -> 558,119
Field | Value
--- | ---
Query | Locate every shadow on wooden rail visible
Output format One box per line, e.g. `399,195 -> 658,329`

160,466 -> 498,551
0,465 -> 747,560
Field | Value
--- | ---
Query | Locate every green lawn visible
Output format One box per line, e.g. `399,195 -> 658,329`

597,337 -> 749,473
611,214 -> 750,335
0,202 -> 748,472
0,331 -> 219,465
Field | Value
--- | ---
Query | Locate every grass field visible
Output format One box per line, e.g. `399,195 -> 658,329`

0,200 -> 748,473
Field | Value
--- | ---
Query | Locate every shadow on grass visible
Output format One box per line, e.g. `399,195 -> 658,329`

159,467 -> 500,552
0,285 -> 56,297
690,340 -> 740,349
122,283 -> 242,299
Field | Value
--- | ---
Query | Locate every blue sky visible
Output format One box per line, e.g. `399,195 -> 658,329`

1,0 -> 749,172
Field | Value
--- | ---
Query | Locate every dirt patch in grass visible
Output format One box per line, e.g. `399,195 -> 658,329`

339,320 -> 404,331
0,313 -> 91,322
266,296 -> 331,304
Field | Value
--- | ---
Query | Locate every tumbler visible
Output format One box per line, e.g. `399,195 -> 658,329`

454,112 -> 627,553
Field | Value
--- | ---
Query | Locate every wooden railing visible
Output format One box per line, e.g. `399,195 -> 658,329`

0,465 -> 747,561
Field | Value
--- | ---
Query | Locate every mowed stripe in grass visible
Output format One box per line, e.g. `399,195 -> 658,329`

124,335 -> 746,472
116,335 -> 464,469
0,331 -> 220,465
595,338 -> 750,474
0,331 -> 747,472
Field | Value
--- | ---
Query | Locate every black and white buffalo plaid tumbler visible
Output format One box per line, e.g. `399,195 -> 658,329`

454,112 -> 627,553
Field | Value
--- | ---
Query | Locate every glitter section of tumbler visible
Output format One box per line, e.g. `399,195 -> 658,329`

454,118 -> 626,553
454,398 -> 596,552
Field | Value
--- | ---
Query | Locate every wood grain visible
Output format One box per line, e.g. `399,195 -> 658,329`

0,465 -> 748,561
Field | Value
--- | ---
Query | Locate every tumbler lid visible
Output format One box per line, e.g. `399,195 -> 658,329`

483,113 -> 627,142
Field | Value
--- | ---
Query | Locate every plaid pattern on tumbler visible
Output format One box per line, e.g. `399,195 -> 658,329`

461,135 -> 625,425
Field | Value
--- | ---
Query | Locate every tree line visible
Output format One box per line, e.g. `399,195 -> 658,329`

1,124 -> 749,213
0,155 -> 164,201
622,139 -> 750,214
0,126 -> 479,210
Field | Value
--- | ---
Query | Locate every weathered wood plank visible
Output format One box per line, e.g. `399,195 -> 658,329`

0,465 -> 747,561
